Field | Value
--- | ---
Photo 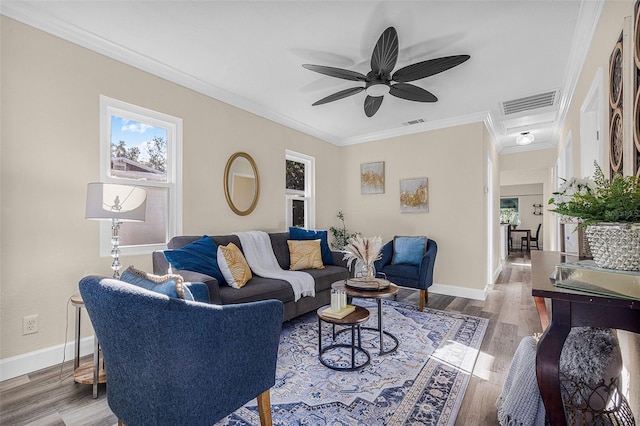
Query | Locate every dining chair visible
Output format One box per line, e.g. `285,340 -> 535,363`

522,223 -> 541,250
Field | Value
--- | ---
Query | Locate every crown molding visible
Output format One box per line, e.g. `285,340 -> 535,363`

552,0 -> 605,141
337,111 -> 491,146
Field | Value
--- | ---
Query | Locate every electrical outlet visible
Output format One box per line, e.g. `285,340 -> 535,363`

23,315 -> 39,335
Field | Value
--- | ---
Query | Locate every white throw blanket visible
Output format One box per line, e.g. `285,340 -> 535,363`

234,231 -> 315,301
496,336 -> 546,426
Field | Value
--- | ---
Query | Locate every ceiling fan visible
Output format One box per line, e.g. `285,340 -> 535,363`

303,27 -> 470,117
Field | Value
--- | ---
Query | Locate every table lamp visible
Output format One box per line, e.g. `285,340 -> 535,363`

85,183 -> 147,278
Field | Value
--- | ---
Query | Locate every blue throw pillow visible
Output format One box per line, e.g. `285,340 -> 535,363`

392,236 -> 427,265
121,266 -> 194,301
289,227 -> 334,265
163,236 -> 226,284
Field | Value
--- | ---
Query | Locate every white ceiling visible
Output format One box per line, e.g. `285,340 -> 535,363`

2,1 -> 604,152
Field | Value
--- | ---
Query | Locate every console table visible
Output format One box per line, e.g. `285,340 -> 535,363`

531,251 -> 640,425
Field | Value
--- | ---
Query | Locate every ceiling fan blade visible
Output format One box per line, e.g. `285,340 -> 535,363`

389,83 -> 438,102
392,55 -> 470,83
370,27 -> 398,77
364,95 -> 384,117
312,87 -> 364,106
303,64 -> 366,81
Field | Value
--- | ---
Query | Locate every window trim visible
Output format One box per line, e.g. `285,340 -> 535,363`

99,95 -> 182,256
285,150 -> 315,229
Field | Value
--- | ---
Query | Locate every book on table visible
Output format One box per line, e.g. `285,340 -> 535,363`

322,305 -> 356,319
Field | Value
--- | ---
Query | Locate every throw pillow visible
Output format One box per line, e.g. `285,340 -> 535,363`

120,266 -> 194,301
217,243 -> 252,289
163,235 -> 226,284
392,236 -> 427,265
289,227 -> 334,265
288,239 -> 325,270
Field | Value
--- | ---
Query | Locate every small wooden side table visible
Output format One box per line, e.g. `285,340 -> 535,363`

70,294 -> 106,398
332,280 -> 400,355
317,305 -> 371,371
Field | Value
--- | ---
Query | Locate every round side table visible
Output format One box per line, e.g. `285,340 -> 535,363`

71,295 -> 106,398
317,305 -> 371,371
332,280 -> 400,355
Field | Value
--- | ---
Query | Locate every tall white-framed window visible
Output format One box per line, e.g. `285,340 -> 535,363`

99,95 -> 182,256
285,150 -> 314,229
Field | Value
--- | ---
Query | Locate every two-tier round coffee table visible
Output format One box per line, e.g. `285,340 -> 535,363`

317,305 -> 371,371
332,279 -> 400,355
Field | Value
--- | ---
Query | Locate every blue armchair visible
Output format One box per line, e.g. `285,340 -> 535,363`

79,276 -> 283,426
374,238 -> 437,311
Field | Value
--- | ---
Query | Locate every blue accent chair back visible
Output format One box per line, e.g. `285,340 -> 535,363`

79,276 -> 283,426
374,238 -> 437,311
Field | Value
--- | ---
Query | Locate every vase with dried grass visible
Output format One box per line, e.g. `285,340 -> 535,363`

342,235 -> 383,279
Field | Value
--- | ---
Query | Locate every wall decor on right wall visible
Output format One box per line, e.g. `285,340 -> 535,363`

400,177 -> 428,213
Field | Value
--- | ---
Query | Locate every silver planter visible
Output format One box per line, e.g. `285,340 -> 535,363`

585,223 -> 640,271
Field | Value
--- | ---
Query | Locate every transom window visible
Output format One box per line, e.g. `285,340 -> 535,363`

100,95 -> 182,256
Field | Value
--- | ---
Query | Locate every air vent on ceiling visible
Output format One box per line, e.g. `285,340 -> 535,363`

403,118 -> 426,126
501,91 -> 558,115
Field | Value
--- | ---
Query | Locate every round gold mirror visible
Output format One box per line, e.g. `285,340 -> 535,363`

224,152 -> 260,216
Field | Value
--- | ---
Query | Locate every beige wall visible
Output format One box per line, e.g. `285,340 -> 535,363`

0,16 -> 344,363
1,16 -> 498,373
340,122 -> 494,294
558,0 -> 634,176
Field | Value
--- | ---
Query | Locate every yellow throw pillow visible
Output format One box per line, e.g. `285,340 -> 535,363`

288,239 -> 325,271
217,243 -> 252,289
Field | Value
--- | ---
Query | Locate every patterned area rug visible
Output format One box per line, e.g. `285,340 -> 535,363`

216,298 -> 488,426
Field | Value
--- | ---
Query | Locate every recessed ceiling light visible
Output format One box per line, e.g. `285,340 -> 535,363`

516,131 -> 534,145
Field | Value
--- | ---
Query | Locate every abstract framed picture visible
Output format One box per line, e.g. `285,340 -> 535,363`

360,161 -> 385,194
400,177 -> 428,213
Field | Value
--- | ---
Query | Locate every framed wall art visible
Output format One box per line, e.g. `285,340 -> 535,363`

360,161 -> 385,194
400,177 -> 428,213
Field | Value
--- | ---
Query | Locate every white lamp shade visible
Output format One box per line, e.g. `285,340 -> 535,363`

85,183 -> 147,222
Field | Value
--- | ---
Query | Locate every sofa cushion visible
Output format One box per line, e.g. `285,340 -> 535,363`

120,266 -> 194,301
392,236 -> 426,265
163,236 -> 225,284
218,276 -> 295,305
288,239 -> 324,270
218,243 -> 252,289
289,227 -> 334,265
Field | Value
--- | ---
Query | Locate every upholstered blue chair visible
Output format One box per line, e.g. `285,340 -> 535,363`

79,276 -> 283,426
374,237 -> 437,311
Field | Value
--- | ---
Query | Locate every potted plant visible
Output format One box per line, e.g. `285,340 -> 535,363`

549,162 -> 640,270
329,211 -> 359,250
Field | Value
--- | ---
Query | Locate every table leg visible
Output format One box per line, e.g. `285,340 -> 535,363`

318,316 -> 322,356
377,298 -> 384,354
351,325 -> 355,368
74,305 -> 81,370
93,336 -> 99,399
536,299 -> 571,426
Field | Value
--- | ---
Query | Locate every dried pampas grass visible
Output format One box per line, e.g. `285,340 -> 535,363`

343,235 -> 383,271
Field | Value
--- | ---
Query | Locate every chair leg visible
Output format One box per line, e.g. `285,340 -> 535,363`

257,389 -> 273,426
419,290 -> 427,311
117,421 -> 125,426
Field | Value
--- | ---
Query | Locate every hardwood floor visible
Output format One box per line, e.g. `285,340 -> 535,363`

1,253 -> 637,425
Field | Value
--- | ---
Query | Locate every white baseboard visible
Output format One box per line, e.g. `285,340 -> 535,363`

0,336 -> 95,382
493,262 -> 503,283
429,282 -> 488,301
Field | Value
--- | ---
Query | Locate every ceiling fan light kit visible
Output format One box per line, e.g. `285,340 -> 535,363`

303,27 -> 470,117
